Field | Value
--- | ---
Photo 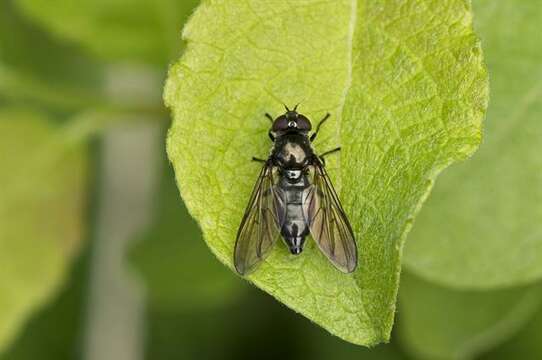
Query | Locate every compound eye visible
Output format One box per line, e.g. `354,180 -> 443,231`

272,115 -> 289,131
296,115 -> 312,131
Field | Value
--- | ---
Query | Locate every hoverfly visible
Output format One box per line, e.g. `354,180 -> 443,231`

234,105 -> 357,275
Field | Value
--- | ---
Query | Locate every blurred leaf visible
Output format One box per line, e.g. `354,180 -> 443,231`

0,247 -> 90,360
165,0 -> 487,345
398,272 -> 542,360
403,0 -> 542,288
145,279 -> 408,360
130,156 -> 242,312
145,285 -> 321,360
144,285 -> 295,360
0,109 -> 87,352
14,0 -> 200,65
0,0 -> 105,110
481,303 -> 542,360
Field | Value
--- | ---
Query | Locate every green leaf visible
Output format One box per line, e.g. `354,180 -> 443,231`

403,0 -> 542,288
398,272 -> 542,360
14,0 -> 200,65
0,109 -> 87,352
130,146 -> 242,311
0,248 -> 89,360
0,0 -> 105,110
165,0 -> 487,345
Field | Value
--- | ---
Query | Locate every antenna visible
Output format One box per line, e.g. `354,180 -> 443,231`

293,103 -> 300,111
284,104 -> 291,112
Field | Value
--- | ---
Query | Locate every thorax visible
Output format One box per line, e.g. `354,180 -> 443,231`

272,133 -> 313,170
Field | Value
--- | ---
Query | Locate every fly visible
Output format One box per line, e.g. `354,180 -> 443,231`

234,105 -> 358,275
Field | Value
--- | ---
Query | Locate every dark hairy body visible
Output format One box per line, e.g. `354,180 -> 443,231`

234,106 -> 357,275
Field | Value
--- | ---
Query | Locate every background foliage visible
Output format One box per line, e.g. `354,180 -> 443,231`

0,0 -> 540,359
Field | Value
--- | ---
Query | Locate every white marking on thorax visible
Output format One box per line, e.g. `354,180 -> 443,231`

282,143 -> 305,163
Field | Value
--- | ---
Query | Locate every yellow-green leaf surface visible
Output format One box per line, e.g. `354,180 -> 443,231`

404,0 -> 542,289
0,109 -> 87,352
14,0 -> 200,65
398,272 -> 542,360
165,0 -> 487,345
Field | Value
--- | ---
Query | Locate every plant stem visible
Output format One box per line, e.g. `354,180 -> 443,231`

83,122 -> 161,360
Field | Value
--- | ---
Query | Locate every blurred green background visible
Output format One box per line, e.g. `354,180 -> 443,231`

0,0 -> 540,359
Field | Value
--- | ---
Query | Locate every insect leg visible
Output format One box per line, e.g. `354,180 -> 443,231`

252,157 -> 267,163
319,147 -> 341,166
310,113 -> 331,142
265,113 -> 274,123
320,147 -> 341,158
265,114 -> 275,141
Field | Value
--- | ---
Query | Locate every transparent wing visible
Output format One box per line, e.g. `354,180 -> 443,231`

302,159 -> 357,273
234,163 -> 284,275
